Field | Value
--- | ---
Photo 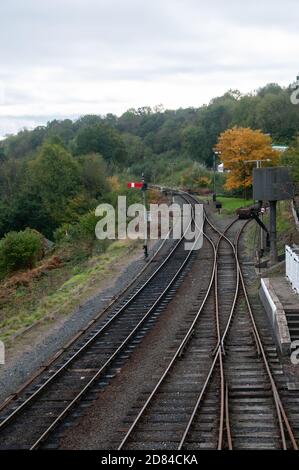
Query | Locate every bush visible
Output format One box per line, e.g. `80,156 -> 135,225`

0,229 -> 44,274
54,211 -> 98,243
180,162 -> 212,189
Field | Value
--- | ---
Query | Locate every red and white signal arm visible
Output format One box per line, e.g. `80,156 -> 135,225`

127,182 -> 144,189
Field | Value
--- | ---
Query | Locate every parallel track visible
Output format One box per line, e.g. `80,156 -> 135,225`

1,189 -> 298,450
0,195 -> 199,449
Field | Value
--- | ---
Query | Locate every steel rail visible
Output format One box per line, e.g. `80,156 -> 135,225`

204,205 -> 298,450
200,209 -> 289,449
177,195 -> 239,450
235,223 -> 298,451
28,197 -> 202,449
179,191 -> 238,450
178,193 -> 227,450
119,193 -> 238,450
0,195 -> 194,441
149,190 -> 275,451
119,188 -> 298,451
177,192 -> 297,450
0,209 -> 175,415
225,382 -> 233,450
118,217 -> 217,450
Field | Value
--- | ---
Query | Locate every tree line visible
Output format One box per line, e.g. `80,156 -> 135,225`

0,81 -> 299,242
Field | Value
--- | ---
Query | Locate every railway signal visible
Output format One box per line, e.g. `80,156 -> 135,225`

127,176 -> 148,259
127,182 -> 144,189
212,149 -> 221,202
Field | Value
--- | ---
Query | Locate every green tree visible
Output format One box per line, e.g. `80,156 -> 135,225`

182,124 -> 208,163
282,136 -> 299,184
255,92 -> 299,142
77,153 -> 110,198
28,141 -> 81,227
75,123 -> 127,165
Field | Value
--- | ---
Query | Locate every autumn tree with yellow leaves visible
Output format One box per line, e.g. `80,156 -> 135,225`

215,127 -> 280,191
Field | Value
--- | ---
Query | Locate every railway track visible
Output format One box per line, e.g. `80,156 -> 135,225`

117,192 -> 298,450
0,194 -> 200,450
1,189 -> 298,451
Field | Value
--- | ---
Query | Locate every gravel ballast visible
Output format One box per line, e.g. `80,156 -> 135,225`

0,238 -> 167,404
59,235 -> 213,449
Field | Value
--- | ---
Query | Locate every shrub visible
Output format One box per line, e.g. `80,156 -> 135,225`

197,176 -> 212,188
54,211 -> 98,243
0,229 -> 44,274
180,162 -> 212,189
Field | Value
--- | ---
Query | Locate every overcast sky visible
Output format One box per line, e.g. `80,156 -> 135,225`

0,0 -> 298,137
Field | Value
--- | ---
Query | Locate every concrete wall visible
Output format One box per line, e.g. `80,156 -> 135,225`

259,278 -> 291,355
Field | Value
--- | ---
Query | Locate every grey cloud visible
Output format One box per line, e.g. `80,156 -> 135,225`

0,0 -> 298,135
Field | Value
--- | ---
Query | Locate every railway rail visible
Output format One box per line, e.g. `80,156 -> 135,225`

0,194 -> 200,450
0,188 -> 298,450
117,192 -> 298,450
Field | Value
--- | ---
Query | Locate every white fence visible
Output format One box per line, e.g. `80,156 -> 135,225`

0,340 -> 4,365
286,245 -> 299,293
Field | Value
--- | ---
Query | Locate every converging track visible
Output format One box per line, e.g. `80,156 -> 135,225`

0,190 -> 298,450
117,192 -> 298,450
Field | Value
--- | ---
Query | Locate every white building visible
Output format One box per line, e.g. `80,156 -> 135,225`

272,145 -> 288,153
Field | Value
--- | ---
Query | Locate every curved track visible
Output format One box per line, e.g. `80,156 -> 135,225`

0,189 -> 297,450
118,192 -> 298,450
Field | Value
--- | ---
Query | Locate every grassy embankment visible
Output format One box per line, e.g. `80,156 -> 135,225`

0,187 -> 168,344
214,196 -> 252,215
0,239 -> 141,343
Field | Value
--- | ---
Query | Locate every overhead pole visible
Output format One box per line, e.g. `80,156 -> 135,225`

142,173 -> 148,259
127,178 -> 148,259
213,150 -> 220,202
269,200 -> 278,265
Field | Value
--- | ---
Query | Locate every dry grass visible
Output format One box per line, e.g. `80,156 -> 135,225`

0,239 -> 140,342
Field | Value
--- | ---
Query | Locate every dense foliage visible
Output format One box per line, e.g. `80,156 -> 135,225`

0,81 -> 299,248
0,229 -> 44,275
216,127 -> 280,190
282,136 -> 299,184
